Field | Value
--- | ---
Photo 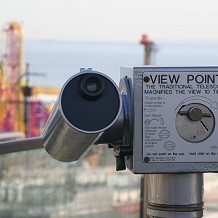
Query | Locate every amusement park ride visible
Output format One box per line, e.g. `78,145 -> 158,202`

1,22 -> 24,132
0,22 -> 58,137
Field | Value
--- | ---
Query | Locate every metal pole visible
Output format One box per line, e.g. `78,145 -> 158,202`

145,173 -> 204,218
24,63 -> 30,137
22,63 -> 46,137
140,34 -> 152,66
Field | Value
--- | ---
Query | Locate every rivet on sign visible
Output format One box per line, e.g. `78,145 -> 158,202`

144,157 -> 150,163
144,76 -> 150,83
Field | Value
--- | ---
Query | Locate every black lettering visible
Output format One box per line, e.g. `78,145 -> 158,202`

187,75 -> 194,83
161,75 -> 167,84
187,74 -> 218,84
150,75 -> 158,84
207,74 -> 215,83
150,75 -> 180,84
195,75 -> 204,84
169,75 -> 180,83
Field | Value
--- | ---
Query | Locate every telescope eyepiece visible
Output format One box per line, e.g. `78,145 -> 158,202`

80,74 -> 105,100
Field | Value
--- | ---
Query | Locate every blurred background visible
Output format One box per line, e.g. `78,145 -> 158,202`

0,0 -> 218,217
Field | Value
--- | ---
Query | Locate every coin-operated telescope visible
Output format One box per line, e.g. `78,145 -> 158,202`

42,66 -> 218,174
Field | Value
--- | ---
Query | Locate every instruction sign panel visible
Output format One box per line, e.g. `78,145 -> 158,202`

143,72 -> 218,163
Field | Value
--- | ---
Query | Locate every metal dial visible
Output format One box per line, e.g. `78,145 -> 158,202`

176,103 -> 215,142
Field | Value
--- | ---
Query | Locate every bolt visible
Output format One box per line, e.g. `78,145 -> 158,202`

144,76 -> 150,83
144,157 -> 150,163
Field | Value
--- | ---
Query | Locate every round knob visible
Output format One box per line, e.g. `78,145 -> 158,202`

176,103 -> 215,143
188,107 -> 203,121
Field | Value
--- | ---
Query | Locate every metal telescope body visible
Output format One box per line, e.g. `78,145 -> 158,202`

1,66 -> 218,217
41,69 -> 123,162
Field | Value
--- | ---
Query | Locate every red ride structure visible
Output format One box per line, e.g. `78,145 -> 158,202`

1,22 -> 24,132
0,22 -> 54,137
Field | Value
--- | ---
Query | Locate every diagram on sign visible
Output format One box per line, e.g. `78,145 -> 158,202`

164,141 -> 176,151
144,118 -> 164,126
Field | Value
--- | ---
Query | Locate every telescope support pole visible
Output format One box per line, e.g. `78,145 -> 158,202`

144,173 -> 204,218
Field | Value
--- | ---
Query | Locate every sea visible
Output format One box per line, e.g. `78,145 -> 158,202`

24,40 -> 218,88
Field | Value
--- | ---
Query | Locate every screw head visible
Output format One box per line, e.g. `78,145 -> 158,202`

144,157 -> 150,163
144,76 -> 150,83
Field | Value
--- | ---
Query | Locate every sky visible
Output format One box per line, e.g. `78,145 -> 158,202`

1,0 -> 218,43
